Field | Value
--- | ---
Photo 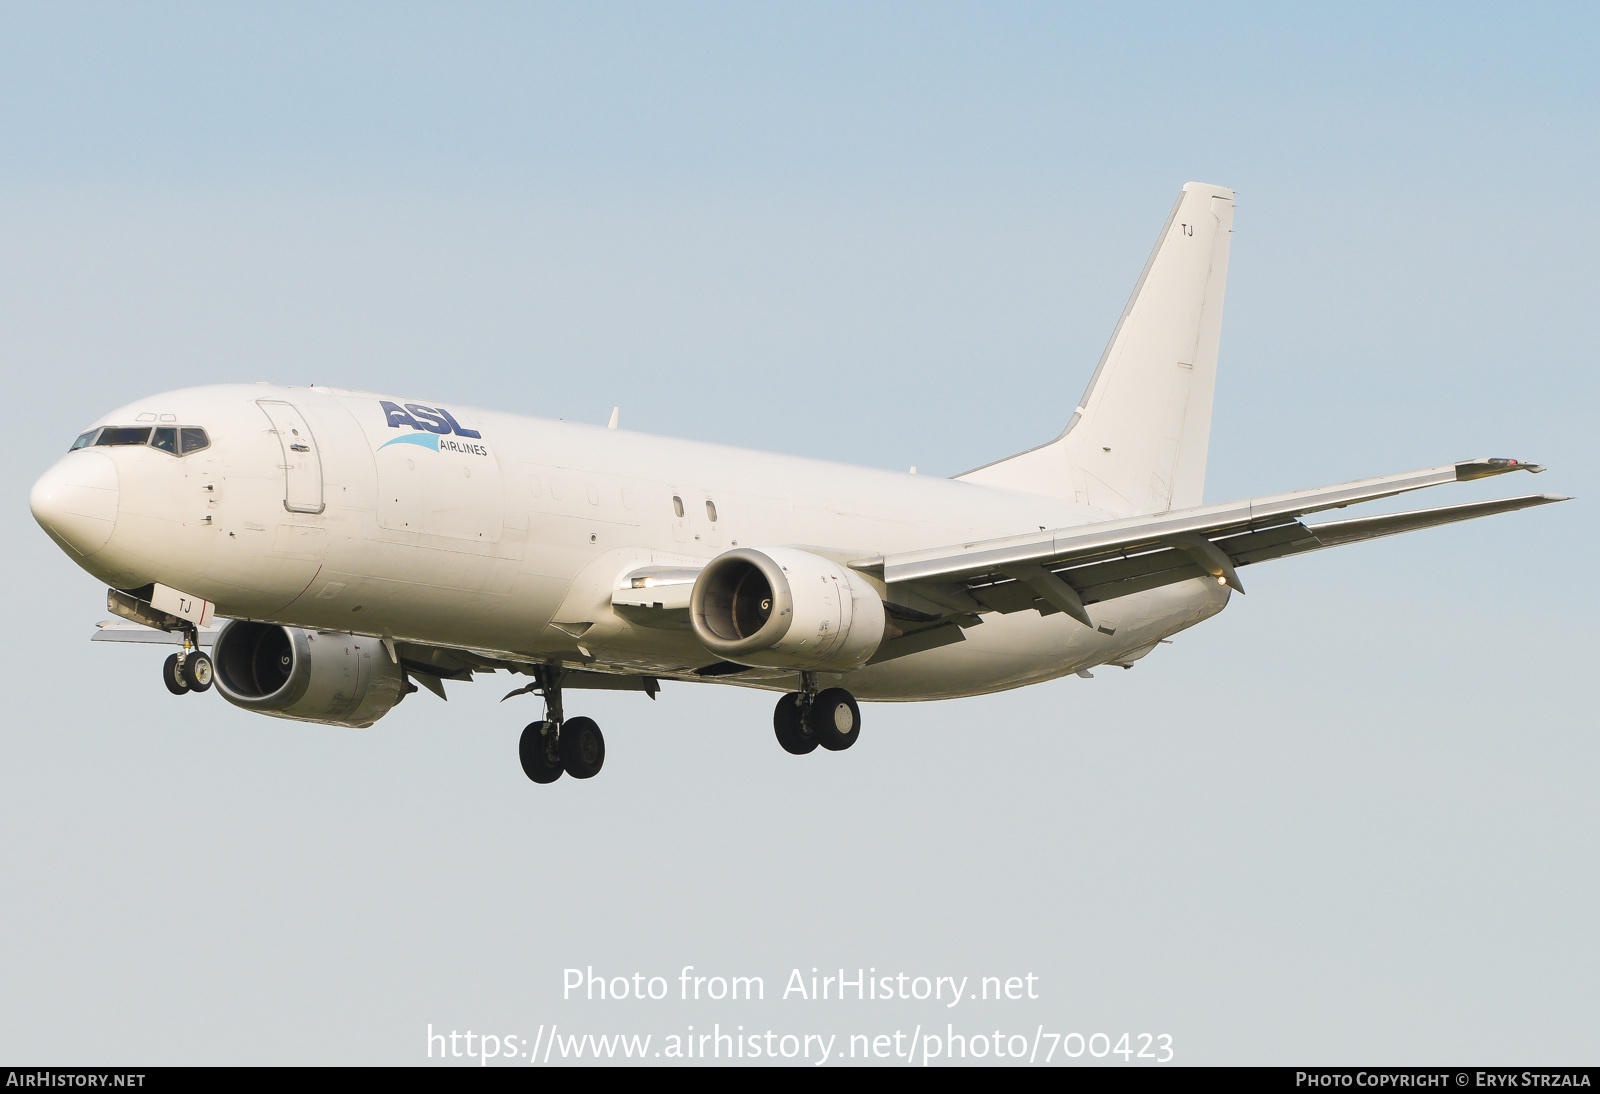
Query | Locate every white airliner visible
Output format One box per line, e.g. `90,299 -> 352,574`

29,182 -> 1566,784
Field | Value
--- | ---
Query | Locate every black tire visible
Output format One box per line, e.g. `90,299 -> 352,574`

183,651 -> 214,692
773,692 -> 818,755
519,721 -> 564,784
808,688 -> 861,751
561,716 -> 606,779
163,653 -> 190,695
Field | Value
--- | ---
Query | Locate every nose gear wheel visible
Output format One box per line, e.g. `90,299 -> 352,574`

163,653 -> 190,695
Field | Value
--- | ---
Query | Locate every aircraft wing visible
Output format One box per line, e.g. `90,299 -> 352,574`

859,459 -> 1566,626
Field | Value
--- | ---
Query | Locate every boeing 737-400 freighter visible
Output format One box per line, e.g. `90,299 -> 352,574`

29,183 -> 1567,784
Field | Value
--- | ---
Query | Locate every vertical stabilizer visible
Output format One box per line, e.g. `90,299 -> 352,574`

959,182 -> 1235,515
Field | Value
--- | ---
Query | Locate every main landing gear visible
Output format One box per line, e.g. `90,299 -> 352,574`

162,625 -> 213,695
514,667 -> 606,784
774,672 -> 860,756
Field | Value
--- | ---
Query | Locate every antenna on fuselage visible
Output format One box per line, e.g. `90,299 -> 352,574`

607,407 -> 619,430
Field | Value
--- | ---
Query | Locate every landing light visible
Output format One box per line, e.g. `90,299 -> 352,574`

1216,575 -> 1228,586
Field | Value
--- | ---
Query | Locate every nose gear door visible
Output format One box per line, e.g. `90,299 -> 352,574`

257,400 -> 325,514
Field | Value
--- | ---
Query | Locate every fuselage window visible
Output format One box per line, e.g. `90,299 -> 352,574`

672,495 -> 685,518
69,429 -> 100,451
180,428 -> 210,454
706,500 -> 718,522
95,426 -> 152,447
150,427 -> 179,454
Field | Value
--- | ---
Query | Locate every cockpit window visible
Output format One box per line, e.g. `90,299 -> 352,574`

95,426 -> 151,447
72,425 -> 211,455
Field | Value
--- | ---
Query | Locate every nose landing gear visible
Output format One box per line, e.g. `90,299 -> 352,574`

161,624 -> 212,695
773,673 -> 860,756
510,667 -> 607,784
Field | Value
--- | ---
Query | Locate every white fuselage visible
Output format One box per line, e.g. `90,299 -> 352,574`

36,384 -> 1229,700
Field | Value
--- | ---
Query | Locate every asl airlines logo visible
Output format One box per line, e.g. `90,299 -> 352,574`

378,401 -> 489,456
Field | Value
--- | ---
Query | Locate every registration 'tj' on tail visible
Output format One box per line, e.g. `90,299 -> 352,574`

961,182 -> 1234,515
28,179 -> 1568,787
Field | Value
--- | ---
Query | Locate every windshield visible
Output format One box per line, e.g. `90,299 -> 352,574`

95,427 -> 152,446
69,425 -> 212,456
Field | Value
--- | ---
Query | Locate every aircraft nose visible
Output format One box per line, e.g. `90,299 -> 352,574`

30,450 -> 120,556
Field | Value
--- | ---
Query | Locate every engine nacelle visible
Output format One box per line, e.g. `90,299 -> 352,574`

689,547 -> 885,671
212,621 -> 406,728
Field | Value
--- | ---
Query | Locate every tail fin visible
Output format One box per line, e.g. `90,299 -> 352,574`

958,182 -> 1235,515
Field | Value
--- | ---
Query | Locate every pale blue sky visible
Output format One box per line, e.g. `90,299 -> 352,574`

2,3 -> 1595,1065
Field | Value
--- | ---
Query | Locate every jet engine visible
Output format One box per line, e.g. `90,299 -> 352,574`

689,547 -> 885,671
212,620 -> 407,728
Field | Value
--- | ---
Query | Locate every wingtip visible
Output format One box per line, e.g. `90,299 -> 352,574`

1456,458 -> 1547,481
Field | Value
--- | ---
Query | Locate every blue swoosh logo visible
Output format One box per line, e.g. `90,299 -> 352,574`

378,433 -> 441,452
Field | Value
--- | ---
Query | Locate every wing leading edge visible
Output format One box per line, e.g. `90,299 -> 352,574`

857,459 -> 1567,622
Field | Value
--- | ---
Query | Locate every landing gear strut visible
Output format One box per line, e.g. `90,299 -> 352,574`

773,672 -> 860,755
162,624 -> 212,695
515,666 -> 606,784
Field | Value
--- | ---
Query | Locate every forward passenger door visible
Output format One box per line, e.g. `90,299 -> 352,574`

257,400 -> 325,514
